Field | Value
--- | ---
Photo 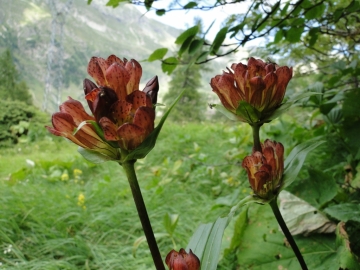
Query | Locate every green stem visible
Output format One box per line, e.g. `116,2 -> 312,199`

122,160 -> 165,270
269,198 -> 308,270
251,124 -> 262,152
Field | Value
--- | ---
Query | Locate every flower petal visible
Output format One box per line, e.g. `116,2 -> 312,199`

117,123 -> 146,150
87,57 -> 108,86
105,63 -> 130,100
83,79 -> 98,113
60,97 -> 94,125
126,90 -> 150,111
271,66 -> 293,107
232,63 -> 247,97
106,54 -> 125,66
125,59 -> 142,94
91,87 -> 119,122
249,76 -> 266,109
142,76 -> 159,105
133,107 -> 155,132
111,100 -> 133,126
99,117 -> 120,141
211,71 -> 241,111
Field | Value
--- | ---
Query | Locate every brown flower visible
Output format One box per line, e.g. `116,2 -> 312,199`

47,55 -> 159,159
210,57 -> 293,123
242,139 -> 284,199
165,248 -> 200,270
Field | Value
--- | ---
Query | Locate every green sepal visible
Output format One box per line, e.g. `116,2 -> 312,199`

236,101 -> 261,124
78,147 -> 119,164
209,104 -> 239,121
123,90 -> 185,162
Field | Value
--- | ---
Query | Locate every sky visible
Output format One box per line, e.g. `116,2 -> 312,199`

134,1 -> 248,40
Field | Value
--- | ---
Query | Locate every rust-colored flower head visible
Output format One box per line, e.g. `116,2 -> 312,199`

47,55 -> 159,161
165,248 -> 200,270
242,139 -> 284,200
210,57 -> 293,124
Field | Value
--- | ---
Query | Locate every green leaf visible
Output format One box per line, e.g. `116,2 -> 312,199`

178,35 -> 195,56
308,27 -> 319,46
161,57 -> 179,74
155,9 -> 165,16
333,8 -> 343,23
148,48 -> 168,62
186,217 -> 228,270
175,26 -> 199,45
196,51 -> 209,63
281,139 -> 325,189
286,168 -> 337,209
210,27 -> 228,55
274,30 -> 283,43
229,22 -> 245,38
78,147 -> 116,164
124,89 -> 184,161
106,0 -> 127,8
265,92 -> 322,121
144,0 -> 154,10
87,0 -> 92,4
286,26 -> 304,43
280,2 -> 290,16
233,203 -> 357,269
163,213 -> 179,235
188,39 -> 203,55
186,195 -> 256,270
305,3 -> 326,20
324,203 -> 360,222
184,1 -> 197,9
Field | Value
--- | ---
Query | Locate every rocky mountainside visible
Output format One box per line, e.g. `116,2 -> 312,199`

0,0 -> 181,111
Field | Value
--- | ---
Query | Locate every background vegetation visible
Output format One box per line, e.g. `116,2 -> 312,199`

0,0 -> 359,269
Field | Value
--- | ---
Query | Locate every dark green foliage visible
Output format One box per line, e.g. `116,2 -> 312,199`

0,49 -> 32,105
162,57 -> 205,122
0,99 -> 49,147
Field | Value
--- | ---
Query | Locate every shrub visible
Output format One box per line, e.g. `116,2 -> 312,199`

0,100 -> 49,147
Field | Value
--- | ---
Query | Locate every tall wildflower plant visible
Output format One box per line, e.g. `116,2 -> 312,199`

210,57 -> 309,269
47,55 -> 176,270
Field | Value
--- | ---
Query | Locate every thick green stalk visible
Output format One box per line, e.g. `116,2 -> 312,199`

269,198 -> 308,270
122,160 -> 165,270
251,124 -> 262,152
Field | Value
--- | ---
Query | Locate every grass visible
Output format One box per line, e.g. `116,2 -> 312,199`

0,121 -> 253,269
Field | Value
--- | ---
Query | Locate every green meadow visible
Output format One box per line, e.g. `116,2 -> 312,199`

0,121 -> 255,269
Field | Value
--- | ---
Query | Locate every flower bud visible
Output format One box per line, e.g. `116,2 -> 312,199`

242,139 -> 284,200
165,248 -> 200,270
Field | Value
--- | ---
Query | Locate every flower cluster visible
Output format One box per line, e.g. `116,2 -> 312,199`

210,57 -> 293,123
47,55 -> 159,160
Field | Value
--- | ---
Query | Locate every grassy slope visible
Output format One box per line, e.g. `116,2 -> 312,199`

0,121 -> 253,269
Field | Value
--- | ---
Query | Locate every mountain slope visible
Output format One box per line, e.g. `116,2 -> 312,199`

0,0 -> 181,111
